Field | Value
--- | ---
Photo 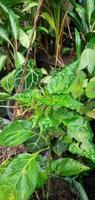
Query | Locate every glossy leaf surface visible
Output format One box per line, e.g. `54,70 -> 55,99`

0,120 -> 33,147
0,153 -> 38,200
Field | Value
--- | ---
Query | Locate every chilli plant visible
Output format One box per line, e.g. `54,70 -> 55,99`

0,49 -> 95,199
0,0 -> 95,200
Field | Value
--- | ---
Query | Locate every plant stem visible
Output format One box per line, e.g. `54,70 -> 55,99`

46,134 -> 52,200
13,0 -> 44,118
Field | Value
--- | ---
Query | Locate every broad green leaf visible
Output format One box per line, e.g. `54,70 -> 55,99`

14,62 -> 42,90
27,29 -> 36,44
0,2 -> 19,40
0,55 -> 7,71
66,178 -> 89,200
84,100 -> 95,119
86,0 -> 95,24
0,26 -> 9,42
47,61 -> 79,94
69,141 -> 95,163
0,92 -> 10,101
72,179 -> 89,200
0,70 -> 15,93
52,138 -> 66,156
86,77 -> 95,98
78,48 -> 95,74
11,89 -> 40,106
68,121 -> 93,143
15,51 -> 25,68
0,153 -> 38,200
25,133 -> 47,153
0,160 -> 12,177
41,12 -> 56,32
9,10 -> 19,40
68,71 -> 85,98
39,93 -> 83,112
53,108 -> 84,127
0,120 -> 33,147
0,1 -> 9,14
51,158 -> 89,176
19,29 -> 29,48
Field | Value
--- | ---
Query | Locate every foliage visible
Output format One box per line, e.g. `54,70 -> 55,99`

0,0 -> 95,200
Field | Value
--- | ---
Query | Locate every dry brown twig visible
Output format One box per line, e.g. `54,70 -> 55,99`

13,0 -> 44,118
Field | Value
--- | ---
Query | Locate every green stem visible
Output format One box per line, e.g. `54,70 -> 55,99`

46,134 -> 52,200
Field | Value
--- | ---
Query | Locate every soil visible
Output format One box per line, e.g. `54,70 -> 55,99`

32,177 -> 79,200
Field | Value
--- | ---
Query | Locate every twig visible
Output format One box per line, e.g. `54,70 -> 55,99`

14,0 -> 44,118
16,0 -> 44,93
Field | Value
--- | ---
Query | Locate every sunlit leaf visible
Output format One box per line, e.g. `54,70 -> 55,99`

0,55 -> 7,71
51,158 -> 89,176
9,10 -> 19,40
14,62 -> 42,90
0,93 -> 10,101
47,61 -> 79,94
86,77 -> 95,98
0,120 -> 33,147
0,26 -> 9,42
39,93 -> 83,112
68,71 -> 85,98
19,29 -> 29,48
78,48 -> 95,74
41,12 -> 56,32
15,51 -> 25,68
0,70 -> 16,93
0,153 -> 38,200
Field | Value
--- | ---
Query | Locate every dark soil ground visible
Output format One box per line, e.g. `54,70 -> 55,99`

32,177 -> 79,200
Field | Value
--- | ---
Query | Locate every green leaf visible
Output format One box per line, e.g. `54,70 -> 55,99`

11,89 -> 40,106
0,160 -> 12,177
9,10 -> 19,40
37,159 -> 48,188
0,26 -> 9,42
53,108 -> 84,127
41,12 -> 56,32
69,141 -> 95,162
66,178 -> 89,200
0,55 -> 7,71
84,99 -> 95,119
47,61 -> 79,94
0,1 -> 9,13
0,92 -> 10,101
75,28 -> 81,59
39,93 -> 83,112
22,2 -> 38,12
25,133 -> 47,153
15,51 -> 25,68
51,158 -> 89,176
14,62 -> 42,90
19,29 -> 29,48
0,1 -> 19,40
0,70 -> 15,93
86,77 -> 95,98
0,120 -> 33,147
68,71 -> 85,98
78,48 -> 95,74
86,0 -> 95,24
0,153 -> 38,200
68,121 -> 93,143
72,179 -> 89,200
